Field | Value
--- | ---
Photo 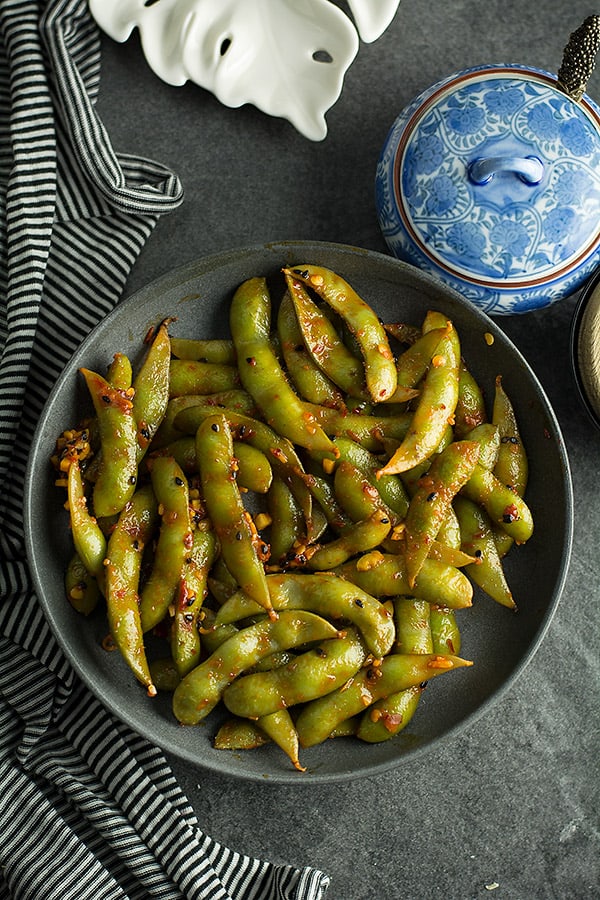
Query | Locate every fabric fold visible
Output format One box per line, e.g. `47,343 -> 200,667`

0,2 -> 330,898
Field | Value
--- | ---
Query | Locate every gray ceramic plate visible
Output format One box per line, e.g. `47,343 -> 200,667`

24,241 -> 573,783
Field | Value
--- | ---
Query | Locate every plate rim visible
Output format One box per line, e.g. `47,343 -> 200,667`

23,239 -> 574,783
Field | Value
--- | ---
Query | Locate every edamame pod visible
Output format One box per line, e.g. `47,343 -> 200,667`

175,405 -> 314,537
170,523 -> 218,676
332,436 -> 410,518
132,319 -> 171,460
394,598 -> 433,654
335,554 -> 473,609
356,684 -> 424,743
454,360 -> 487,438
461,464 -> 533,544
104,485 -> 158,695
233,441 -> 273,493
80,367 -> 138,518
168,359 -> 240,397
377,315 -> 460,476
223,629 -> 367,719
170,337 -> 236,364
214,717 -> 271,751
277,289 -> 346,408
139,456 -> 193,633
304,404 -> 411,452
284,266 -> 398,402
67,459 -> 107,580
267,476 -> 305,563
215,571 -> 395,658
284,271 -> 367,398
492,376 -> 528,496
196,413 -> 272,615
256,709 -> 306,772
65,552 -> 101,615
106,353 -> 132,390
393,327 -> 447,389
230,277 -> 338,456
307,510 -> 392,570
454,494 -> 516,610
172,610 -> 341,724
430,605 -> 461,656
333,460 -> 398,528
404,440 -> 480,587
295,652 -> 473,747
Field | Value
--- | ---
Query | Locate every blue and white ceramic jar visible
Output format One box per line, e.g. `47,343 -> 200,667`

375,64 -> 600,314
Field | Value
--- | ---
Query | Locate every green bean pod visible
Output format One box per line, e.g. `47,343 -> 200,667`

284,266 -> 398,402
356,684 -> 424,743
170,337 -> 236,364
230,277 -> 338,456
139,456 -> 193,633
404,440 -> 481,587
132,318 -> 171,460
307,510 -> 392,570
335,554 -> 473,609
377,315 -> 460,476
277,289 -> 346,408
284,271 -> 367,398
214,571 -> 395,658
65,552 -> 101,615
430,605 -> 461,656
454,494 -> 516,610
80,367 -> 138,518
172,610 -> 341,724
223,629 -> 367,719
171,523 -> 218,676
196,412 -> 272,615
67,459 -> 107,580
151,392 -> 256,448
104,485 -> 159,695
295,652 -> 473,747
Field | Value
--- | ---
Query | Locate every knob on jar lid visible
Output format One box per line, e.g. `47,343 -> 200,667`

375,17 -> 600,315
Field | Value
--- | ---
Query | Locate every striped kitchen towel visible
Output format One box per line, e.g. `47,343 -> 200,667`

0,2 -> 330,898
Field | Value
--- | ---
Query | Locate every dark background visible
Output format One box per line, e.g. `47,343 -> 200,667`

95,2 -> 600,897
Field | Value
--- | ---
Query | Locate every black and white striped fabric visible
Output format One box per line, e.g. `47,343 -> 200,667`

0,2 -> 330,898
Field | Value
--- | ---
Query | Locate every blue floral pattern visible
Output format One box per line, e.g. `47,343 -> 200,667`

375,65 -> 600,314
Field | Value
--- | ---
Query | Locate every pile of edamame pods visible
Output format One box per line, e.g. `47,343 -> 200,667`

53,264 -> 533,772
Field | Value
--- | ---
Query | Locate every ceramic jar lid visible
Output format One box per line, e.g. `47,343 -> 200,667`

376,62 -> 600,314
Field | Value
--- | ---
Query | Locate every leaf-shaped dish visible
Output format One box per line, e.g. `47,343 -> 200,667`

89,0 -> 361,140
24,241 -> 572,783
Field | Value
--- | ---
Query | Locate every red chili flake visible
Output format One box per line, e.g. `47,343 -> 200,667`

246,356 -> 257,366
502,503 -> 520,523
